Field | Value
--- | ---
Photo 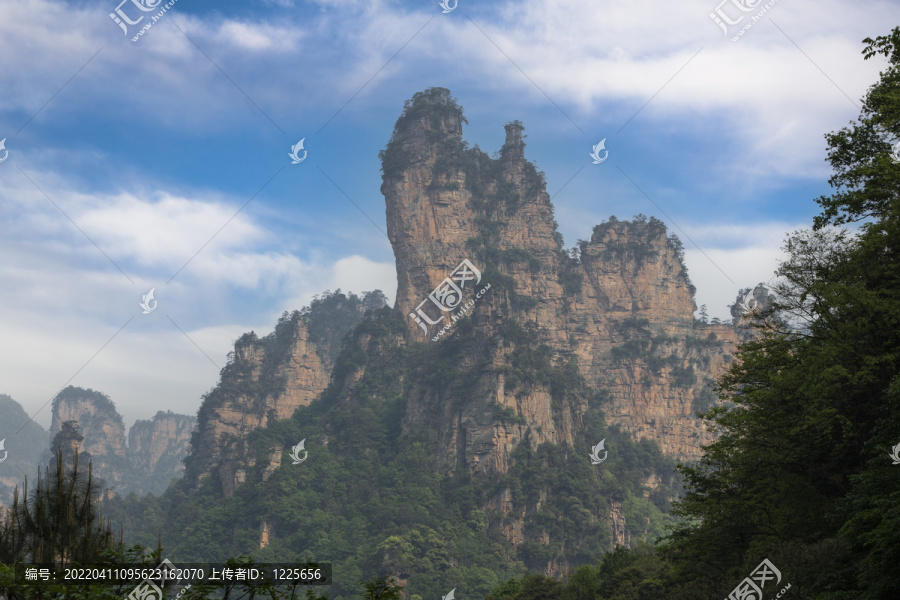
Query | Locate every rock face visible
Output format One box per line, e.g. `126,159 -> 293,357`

381,88 -> 742,471
356,89 -> 754,571
573,223 -> 743,458
48,386 -> 195,496
50,387 -> 129,490
183,292 -> 388,495
190,320 -> 329,497
128,412 -> 196,495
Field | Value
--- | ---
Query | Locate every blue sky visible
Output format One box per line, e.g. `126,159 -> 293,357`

0,0 -> 894,429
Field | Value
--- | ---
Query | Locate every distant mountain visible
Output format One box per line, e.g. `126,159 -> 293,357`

128,410 -> 196,495
0,394 -> 49,506
46,386 -> 195,497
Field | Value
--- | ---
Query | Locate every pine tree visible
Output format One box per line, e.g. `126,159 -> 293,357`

0,449 -> 120,566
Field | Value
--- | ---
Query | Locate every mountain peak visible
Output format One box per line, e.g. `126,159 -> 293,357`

387,87 -> 465,149
501,120 -> 526,162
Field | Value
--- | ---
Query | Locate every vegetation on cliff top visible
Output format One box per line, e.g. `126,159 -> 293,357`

183,290 -> 386,484
584,215 -> 696,297
380,88 -> 546,222
52,386 -> 125,429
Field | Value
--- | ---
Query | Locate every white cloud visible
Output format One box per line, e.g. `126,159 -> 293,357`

1,0 -> 887,170
0,166 -> 395,428
681,221 -> 801,320
78,192 -> 263,264
278,254 -> 396,316
211,20 -> 302,52
0,167 -> 300,287
442,0 -> 885,178
0,250 -> 395,430
0,311 -> 228,430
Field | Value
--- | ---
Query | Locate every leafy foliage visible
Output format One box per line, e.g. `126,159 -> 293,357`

379,87 -> 467,179
51,387 -> 124,429
300,289 -> 389,365
660,27 -> 900,600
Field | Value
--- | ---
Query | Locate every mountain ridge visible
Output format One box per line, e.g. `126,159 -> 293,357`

47,386 -> 196,497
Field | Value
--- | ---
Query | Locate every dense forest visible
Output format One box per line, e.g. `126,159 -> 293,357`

1,26 -> 899,600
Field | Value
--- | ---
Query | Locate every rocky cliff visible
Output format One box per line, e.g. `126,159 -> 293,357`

129,411 -> 196,495
48,386 -> 195,496
50,387 -> 129,490
155,89 -> 760,583
381,88 -> 741,470
182,290 -> 388,495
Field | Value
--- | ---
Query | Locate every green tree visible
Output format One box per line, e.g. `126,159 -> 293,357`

362,575 -> 404,600
664,27 -> 900,600
594,545 -> 671,600
0,449 -> 120,566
